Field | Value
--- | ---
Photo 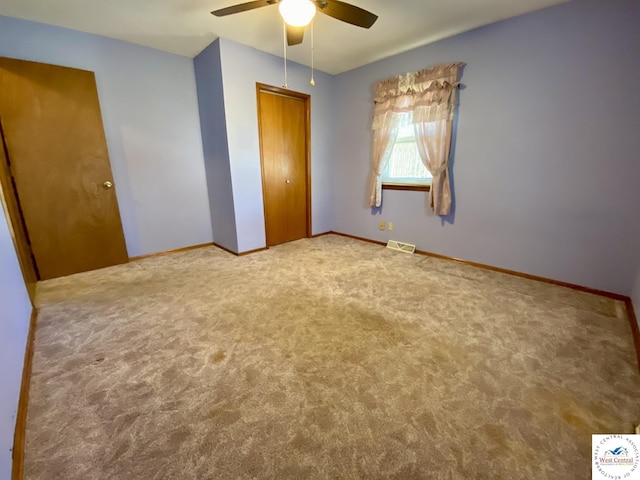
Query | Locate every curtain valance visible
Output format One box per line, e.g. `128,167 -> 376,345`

372,63 -> 463,130
372,82 -> 460,130
374,63 -> 464,102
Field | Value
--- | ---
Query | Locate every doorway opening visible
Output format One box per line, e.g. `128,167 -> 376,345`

0,57 -> 128,287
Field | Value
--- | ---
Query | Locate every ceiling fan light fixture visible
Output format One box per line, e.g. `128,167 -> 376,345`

279,0 -> 316,27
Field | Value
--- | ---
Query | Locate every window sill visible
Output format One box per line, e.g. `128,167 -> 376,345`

382,184 -> 431,192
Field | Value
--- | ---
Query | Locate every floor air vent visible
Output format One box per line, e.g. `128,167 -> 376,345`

386,240 -> 416,254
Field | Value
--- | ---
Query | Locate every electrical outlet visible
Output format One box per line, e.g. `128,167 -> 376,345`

388,222 -> 393,231
378,221 -> 385,230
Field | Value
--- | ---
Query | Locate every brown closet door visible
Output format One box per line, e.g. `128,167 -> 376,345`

0,57 -> 128,280
258,86 -> 310,247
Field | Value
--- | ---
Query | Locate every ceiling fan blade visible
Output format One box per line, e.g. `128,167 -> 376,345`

314,0 -> 378,29
211,0 -> 278,17
286,24 -> 305,46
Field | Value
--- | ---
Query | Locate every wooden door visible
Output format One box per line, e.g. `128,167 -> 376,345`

0,57 -> 128,280
257,85 -> 310,247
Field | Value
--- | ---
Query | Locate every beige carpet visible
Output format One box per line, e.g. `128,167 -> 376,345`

25,234 -> 640,479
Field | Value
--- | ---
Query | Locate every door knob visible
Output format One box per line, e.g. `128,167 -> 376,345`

103,181 -> 113,189
286,179 -> 291,184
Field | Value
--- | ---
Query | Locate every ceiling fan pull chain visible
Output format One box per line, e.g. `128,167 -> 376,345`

282,20 -> 288,89
310,17 -> 315,86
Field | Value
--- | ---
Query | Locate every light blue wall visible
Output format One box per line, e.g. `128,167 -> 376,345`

218,39 -> 335,252
0,15 -> 212,257
331,0 -> 640,295
194,40 -> 238,253
0,209 -> 31,479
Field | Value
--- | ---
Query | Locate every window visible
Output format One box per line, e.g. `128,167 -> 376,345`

370,62 -> 462,212
382,125 -> 432,190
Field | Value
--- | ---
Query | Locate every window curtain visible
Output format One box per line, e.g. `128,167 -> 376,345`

368,112 -> 399,208
369,62 -> 464,215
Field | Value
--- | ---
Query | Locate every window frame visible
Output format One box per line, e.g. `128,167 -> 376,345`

382,183 -> 431,192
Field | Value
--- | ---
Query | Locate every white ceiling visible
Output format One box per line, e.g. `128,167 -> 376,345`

0,0 -> 567,74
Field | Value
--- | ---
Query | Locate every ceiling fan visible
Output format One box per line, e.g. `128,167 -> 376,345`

211,0 -> 378,46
